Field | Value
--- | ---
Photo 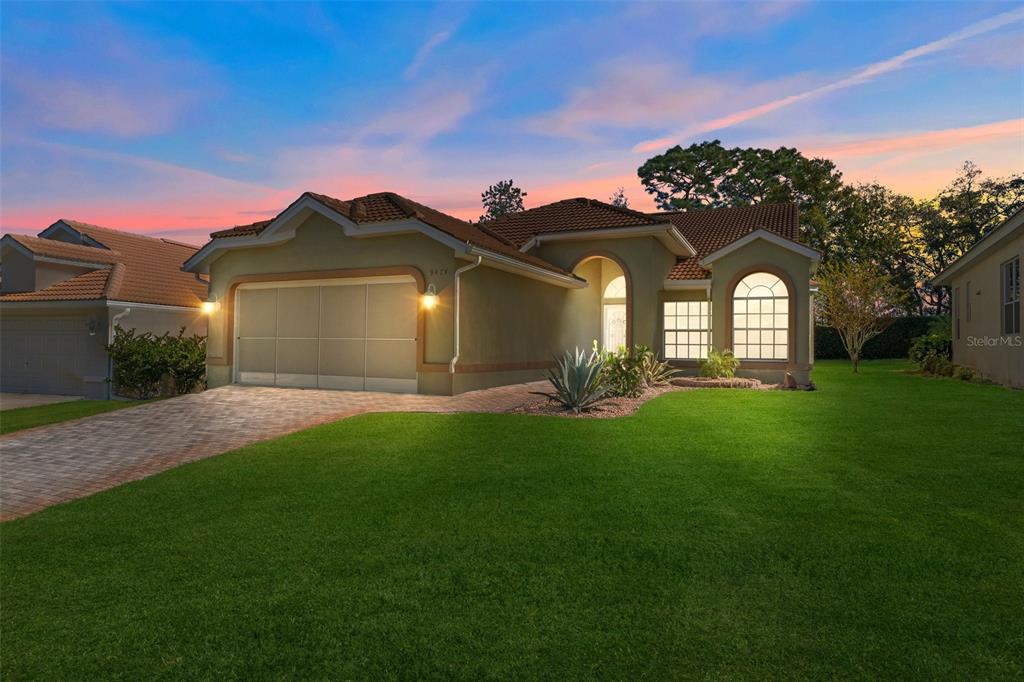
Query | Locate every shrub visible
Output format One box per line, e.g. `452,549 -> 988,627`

920,351 -> 953,377
908,316 -> 952,365
816,316 -> 935,360
700,348 -> 740,378
107,327 -> 207,399
592,343 -> 646,398
952,365 -> 975,382
534,348 -> 609,413
631,344 -> 678,387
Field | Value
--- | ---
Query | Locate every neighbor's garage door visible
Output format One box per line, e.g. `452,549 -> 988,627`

0,313 -> 109,399
235,276 -> 418,393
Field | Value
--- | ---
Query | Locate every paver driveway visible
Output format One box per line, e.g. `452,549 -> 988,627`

0,383 -> 544,520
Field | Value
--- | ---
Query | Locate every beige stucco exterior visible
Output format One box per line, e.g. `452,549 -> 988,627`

197,208 -> 818,394
937,216 -> 1022,388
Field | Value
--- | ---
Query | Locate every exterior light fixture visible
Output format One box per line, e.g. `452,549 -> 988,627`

201,298 -> 219,315
422,284 -> 438,310
86,317 -> 97,336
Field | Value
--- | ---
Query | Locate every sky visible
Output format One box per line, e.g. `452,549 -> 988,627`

1,1 -> 1022,244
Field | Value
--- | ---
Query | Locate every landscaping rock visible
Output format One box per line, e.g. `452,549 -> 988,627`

669,377 -> 765,389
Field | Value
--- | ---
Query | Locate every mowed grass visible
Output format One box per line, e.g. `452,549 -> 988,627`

2,361 -> 1022,679
0,399 -> 137,435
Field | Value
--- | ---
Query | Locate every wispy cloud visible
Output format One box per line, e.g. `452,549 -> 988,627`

527,60 -> 807,141
404,30 -> 454,80
801,118 -> 1023,160
633,6 -> 1024,152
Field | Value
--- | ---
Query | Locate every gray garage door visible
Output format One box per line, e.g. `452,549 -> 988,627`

0,313 -> 109,398
235,277 -> 418,393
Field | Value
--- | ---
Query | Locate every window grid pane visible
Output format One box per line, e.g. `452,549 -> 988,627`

663,301 -> 711,360
732,272 -> 789,361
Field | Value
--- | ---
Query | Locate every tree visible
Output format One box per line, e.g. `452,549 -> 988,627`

816,261 -> 906,373
636,140 -> 845,246
609,187 -> 629,208
480,179 -> 527,222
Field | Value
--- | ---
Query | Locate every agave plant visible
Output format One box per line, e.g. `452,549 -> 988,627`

634,344 -> 680,386
534,347 -> 609,413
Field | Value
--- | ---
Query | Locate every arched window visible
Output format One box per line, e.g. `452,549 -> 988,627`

603,276 -> 626,300
602,275 -> 627,349
733,272 -> 788,360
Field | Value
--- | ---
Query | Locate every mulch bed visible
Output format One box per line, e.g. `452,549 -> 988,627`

670,376 -> 770,389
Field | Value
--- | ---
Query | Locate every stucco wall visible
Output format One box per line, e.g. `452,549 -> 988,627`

536,237 -> 677,349
947,230 -> 1023,388
707,239 -> 815,385
110,305 -> 207,338
203,212 -> 458,389
36,262 -> 94,291
0,247 -> 37,294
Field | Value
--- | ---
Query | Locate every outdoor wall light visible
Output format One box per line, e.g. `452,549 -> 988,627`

86,317 -> 97,336
422,284 -> 438,310
201,298 -> 220,315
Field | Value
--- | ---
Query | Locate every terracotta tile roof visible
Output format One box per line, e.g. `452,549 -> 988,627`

482,197 -> 664,247
0,267 -> 114,301
5,234 -> 121,264
208,191 -> 575,277
1,222 -> 207,307
653,203 -> 801,280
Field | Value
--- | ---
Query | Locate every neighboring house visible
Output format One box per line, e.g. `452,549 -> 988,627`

934,208 -> 1022,388
1,220 -> 208,398
184,191 -> 819,395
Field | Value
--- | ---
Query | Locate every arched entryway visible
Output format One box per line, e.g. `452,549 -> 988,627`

571,254 -> 631,350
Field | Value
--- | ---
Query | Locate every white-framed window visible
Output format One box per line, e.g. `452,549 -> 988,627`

664,300 -> 710,359
1002,256 -> 1021,335
732,272 -> 789,361
602,275 -> 627,349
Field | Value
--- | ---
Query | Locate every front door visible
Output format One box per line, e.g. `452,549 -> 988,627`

602,303 -> 626,350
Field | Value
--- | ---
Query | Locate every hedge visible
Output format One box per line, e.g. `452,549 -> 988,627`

815,316 -> 937,360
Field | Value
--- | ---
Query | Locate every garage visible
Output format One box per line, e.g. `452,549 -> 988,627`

234,276 -> 418,393
0,312 -> 109,399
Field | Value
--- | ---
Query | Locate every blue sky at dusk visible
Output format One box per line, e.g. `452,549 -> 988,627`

1,1 -> 1021,243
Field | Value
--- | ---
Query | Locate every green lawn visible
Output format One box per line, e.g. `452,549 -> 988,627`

0,399 -> 138,435
2,361 -> 1022,679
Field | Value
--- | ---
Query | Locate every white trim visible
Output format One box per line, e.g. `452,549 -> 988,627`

933,208 -> 1024,285
465,246 -> 585,288
181,193 -> 583,289
39,221 -> 108,249
663,278 -> 712,295
235,275 -> 415,291
106,300 -> 201,312
699,229 -> 820,266
519,223 -> 697,257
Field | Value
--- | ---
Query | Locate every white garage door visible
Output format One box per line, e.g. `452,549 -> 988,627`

235,276 -> 418,393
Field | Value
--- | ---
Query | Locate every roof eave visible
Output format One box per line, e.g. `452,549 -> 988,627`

519,223 -> 696,257
699,228 -> 820,267
932,207 -> 1024,286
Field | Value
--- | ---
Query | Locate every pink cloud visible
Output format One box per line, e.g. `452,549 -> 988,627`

633,6 -> 1024,152
802,118 -> 1023,160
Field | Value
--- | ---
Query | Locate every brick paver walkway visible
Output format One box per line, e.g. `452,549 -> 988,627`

0,382 -> 545,520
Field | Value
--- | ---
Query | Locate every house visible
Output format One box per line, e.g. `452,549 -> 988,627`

183,191 -> 819,395
1,221 -> 208,398
933,208 -> 1022,388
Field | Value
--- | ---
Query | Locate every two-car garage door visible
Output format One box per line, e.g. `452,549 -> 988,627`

235,276 -> 418,393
